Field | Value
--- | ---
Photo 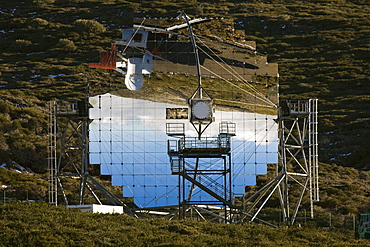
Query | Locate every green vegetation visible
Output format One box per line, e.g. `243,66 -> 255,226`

0,167 -> 49,201
0,201 -> 368,246
0,0 -> 370,244
1,161 -> 369,229
1,0 -> 370,170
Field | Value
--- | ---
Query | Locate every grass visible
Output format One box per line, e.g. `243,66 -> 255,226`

1,0 -> 370,169
1,161 -> 369,228
0,201 -> 368,246
1,0 -> 369,169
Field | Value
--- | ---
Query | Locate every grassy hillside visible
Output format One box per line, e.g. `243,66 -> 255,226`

1,0 -> 370,170
0,201 -> 368,246
237,0 -> 370,170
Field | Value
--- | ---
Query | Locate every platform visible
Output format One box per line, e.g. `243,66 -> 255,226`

168,136 -> 231,157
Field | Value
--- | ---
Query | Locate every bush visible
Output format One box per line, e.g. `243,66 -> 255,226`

73,19 -> 106,34
13,39 -> 33,53
32,0 -> 55,4
29,18 -> 49,29
56,38 -> 77,52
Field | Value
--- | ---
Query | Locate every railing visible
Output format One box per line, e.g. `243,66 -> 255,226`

54,100 -> 89,117
168,136 -> 230,154
166,123 -> 185,136
168,139 -> 180,153
55,100 -> 79,115
287,100 -> 309,115
219,122 -> 236,136
181,137 -> 230,150
170,157 -> 182,173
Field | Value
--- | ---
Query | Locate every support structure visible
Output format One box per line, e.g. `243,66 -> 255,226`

241,99 -> 319,226
48,100 -> 125,207
167,122 -> 235,222
47,13 -> 318,226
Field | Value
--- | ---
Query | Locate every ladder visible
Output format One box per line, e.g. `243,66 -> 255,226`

309,99 -> 319,202
47,101 -> 58,205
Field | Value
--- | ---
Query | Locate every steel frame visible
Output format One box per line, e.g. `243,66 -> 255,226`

240,99 -> 319,226
166,122 -> 235,222
48,100 -> 125,207
47,11 -> 319,225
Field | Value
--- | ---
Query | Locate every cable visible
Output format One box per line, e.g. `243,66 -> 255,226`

121,18 -> 146,54
195,37 -> 276,108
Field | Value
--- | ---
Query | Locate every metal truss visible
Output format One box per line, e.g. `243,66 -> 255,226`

166,122 -> 236,223
48,100 -> 126,207
240,99 -> 319,226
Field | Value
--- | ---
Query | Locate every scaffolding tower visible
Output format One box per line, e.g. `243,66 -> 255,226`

167,122 -> 236,222
48,100 -> 125,207
240,99 -> 319,226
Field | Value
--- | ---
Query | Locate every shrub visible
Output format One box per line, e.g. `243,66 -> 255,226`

13,39 -> 33,52
73,19 -> 106,34
32,0 -> 55,4
29,18 -> 49,29
15,39 -> 32,47
56,38 -> 77,52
